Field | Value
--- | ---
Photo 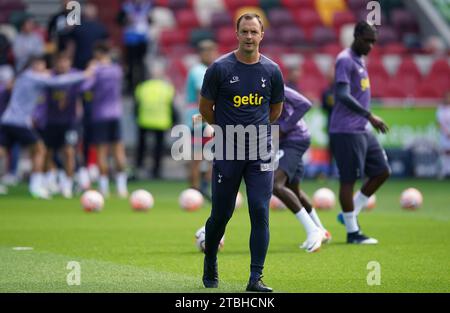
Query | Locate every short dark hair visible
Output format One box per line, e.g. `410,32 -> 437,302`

93,41 -> 111,54
354,21 -> 377,37
236,13 -> 264,32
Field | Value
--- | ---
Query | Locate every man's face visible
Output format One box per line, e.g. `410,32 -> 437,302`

55,57 -> 71,73
236,18 -> 264,54
355,31 -> 377,56
199,47 -> 218,66
32,60 -> 46,72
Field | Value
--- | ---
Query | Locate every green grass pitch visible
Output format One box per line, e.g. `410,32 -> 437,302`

0,179 -> 449,293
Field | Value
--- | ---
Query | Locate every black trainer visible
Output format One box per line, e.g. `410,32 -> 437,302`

202,258 -> 218,288
347,231 -> 378,244
246,277 -> 273,292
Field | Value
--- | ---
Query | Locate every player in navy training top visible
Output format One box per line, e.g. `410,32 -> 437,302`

199,13 -> 284,292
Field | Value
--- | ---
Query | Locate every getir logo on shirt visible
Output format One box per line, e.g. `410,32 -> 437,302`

233,93 -> 263,108
361,78 -> 370,91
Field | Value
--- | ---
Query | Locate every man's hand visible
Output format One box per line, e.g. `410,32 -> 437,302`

192,113 -> 203,125
368,114 -> 389,134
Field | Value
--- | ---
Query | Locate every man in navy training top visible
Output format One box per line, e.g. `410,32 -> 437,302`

331,21 -> 391,244
199,13 -> 284,292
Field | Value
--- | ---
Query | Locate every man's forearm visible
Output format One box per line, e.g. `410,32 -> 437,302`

199,106 -> 215,125
336,83 -> 371,118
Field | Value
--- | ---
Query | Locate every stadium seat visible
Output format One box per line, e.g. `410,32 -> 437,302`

368,74 -> 388,98
260,28 -> 279,46
267,8 -> 294,28
414,81 -> 444,99
377,26 -> 399,46
193,0 -> 226,26
279,26 -> 306,47
189,28 -> 216,46
259,0 -> 282,11
225,0 -> 259,12
396,57 -> 422,81
216,27 -> 237,46
281,0 -> 315,10
315,0 -> 348,27
385,83 -> 409,98
391,9 -> 419,35
312,26 -> 338,46
391,72 -> 420,96
159,29 -> 189,47
428,58 -> 450,78
210,11 -> 233,29
302,58 -> 323,77
293,9 -> 322,30
320,43 -> 343,56
150,7 -> 176,30
175,9 -> 200,30
299,73 -> 328,101
332,11 -> 355,34
367,58 -> 390,80
168,0 -> 193,11
380,43 -> 407,55
155,0 -> 169,6
346,0 -> 368,12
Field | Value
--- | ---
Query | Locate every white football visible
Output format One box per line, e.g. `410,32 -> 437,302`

179,188 -> 204,212
313,188 -> 336,211
81,190 -> 104,212
364,194 -> 377,212
195,226 -> 225,252
270,195 -> 286,211
130,189 -> 154,212
400,188 -> 423,210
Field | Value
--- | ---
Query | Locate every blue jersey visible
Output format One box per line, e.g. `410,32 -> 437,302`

201,52 -> 284,160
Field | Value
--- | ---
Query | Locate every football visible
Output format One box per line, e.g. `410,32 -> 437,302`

194,226 -> 225,252
179,188 -> 204,211
130,189 -> 154,212
270,195 -> 286,211
80,190 -> 104,212
313,188 -> 336,211
365,194 -> 377,212
400,188 -> 423,210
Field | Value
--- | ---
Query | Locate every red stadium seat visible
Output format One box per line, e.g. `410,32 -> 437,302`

168,0 -> 193,10
367,58 -> 390,81
216,27 -> 237,47
320,43 -> 343,57
267,8 -> 295,28
299,73 -> 327,101
380,43 -> 407,55
175,9 -> 200,30
281,0 -> 315,10
154,0 -> 169,6
414,81 -> 445,99
302,58 -> 323,78
225,0 -> 259,12
332,11 -> 355,34
312,26 -> 338,46
293,9 -> 322,30
279,26 -> 306,47
385,83 -> 409,98
159,29 -> 189,47
210,11 -> 233,29
369,74 -> 388,98
396,57 -> 422,80
428,58 -> 450,78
